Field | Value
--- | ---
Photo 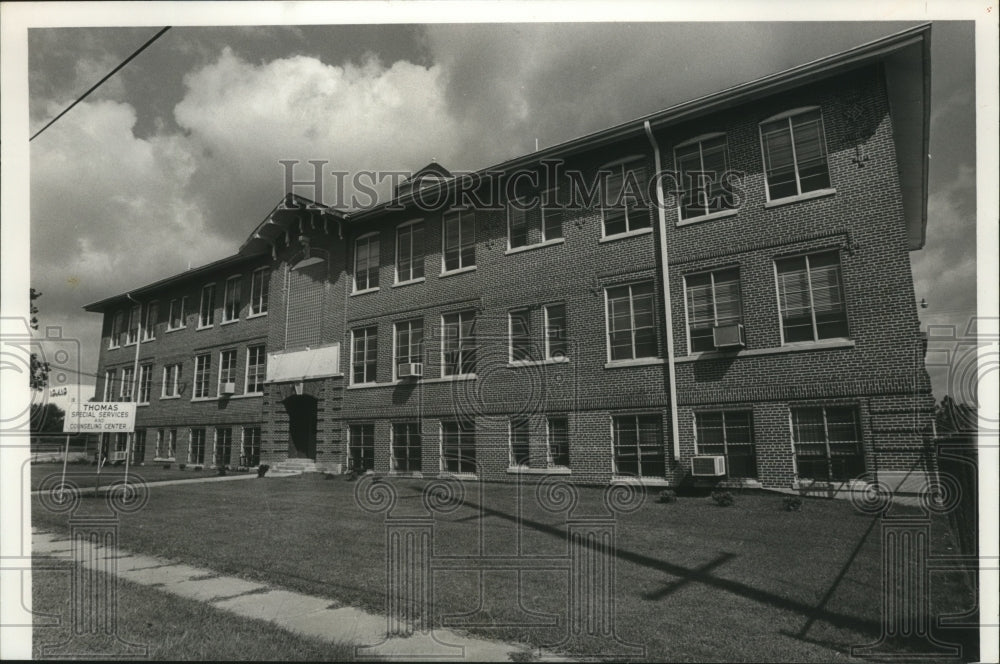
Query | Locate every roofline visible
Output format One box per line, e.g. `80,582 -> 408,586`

347,22 -> 931,223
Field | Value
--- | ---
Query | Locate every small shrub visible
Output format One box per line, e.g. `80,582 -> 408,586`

257,464 -> 270,478
783,496 -> 803,512
711,490 -> 735,507
163,463 -> 171,470
657,489 -> 678,504
178,463 -> 186,470
192,465 -> 203,471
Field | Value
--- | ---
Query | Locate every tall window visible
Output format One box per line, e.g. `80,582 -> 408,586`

120,367 -> 135,401
354,233 -> 380,291
760,108 -> 831,200
442,209 -> 476,272
601,159 -> 650,237
442,310 -> 476,377
675,134 -> 734,220
250,268 -> 270,315
142,301 -> 158,340
791,405 -> 863,482
245,345 -> 266,394
167,429 -> 177,458
606,282 -> 657,361
199,284 -> 215,327
391,422 -> 422,472
162,363 -> 180,398
612,414 -> 665,478
352,327 -> 378,385
685,268 -> 742,353
394,320 -> 423,379
103,369 -> 116,401
395,221 -> 425,283
219,349 -> 237,387
775,251 -> 848,343
223,276 -> 241,322
695,411 -> 756,479
155,429 -> 165,458
126,305 -> 141,345
109,311 -> 124,349
509,309 -> 534,362
242,427 -> 261,467
168,297 -> 187,330
190,428 -> 206,464
544,303 -> 568,360
138,364 -> 152,404
509,419 -> 530,467
215,427 -> 232,467
194,354 -> 211,398
442,420 -> 476,474
132,430 -> 146,464
349,423 -> 375,472
547,416 -> 569,467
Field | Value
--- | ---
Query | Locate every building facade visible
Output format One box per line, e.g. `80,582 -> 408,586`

84,26 -> 935,492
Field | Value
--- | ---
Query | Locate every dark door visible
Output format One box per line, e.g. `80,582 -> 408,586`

284,395 -> 318,459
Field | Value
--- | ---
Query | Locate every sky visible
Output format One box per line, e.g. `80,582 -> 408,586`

14,13 -> 983,408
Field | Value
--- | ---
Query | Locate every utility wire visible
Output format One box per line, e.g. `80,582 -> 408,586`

30,26 -> 171,142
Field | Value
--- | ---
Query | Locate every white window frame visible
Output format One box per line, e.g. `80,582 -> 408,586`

167,297 -> 187,331
440,310 -> 476,378
673,132 -> 735,222
758,106 -> 833,203
603,282 -> 658,363
772,250 -> 849,346
543,303 -> 568,361
249,267 -> 270,316
682,266 -> 743,355
610,412 -> 666,479
222,275 -> 241,323
103,369 -> 116,401
120,366 -> 135,401
599,155 -> 650,239
353,232 -> 381,294
137,363 -> 152,404
546,416 -> 570,467
439,420 -> 477,475
125,305 -> 141,346
142,300 -> 158,341
508,419 -> 531,468
108,311 -> 124,349
392,319 -> 423,382
193,353 -> 212,399
218,348 -> 238,390
394,219 -> 425,285
244,345 -> 266,395
441,209 -> 476,274
198,283 -> 216,329
390,422 -> 422,473
508,308 -> 532,364
162,363 -> 180,398
350,327 -> 378,386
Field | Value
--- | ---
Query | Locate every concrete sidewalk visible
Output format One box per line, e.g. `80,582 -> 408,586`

32,530 -> 570,661
29,471 -> 258,495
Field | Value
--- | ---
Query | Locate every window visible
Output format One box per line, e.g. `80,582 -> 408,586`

250,268 -> 270,315
506,186 -> 563,249
223,276 -> 241,322
675,134 -> 734,220
219,349 -> 237,388
775,251 -> 848,343
242,427 -> 261,467
685,268 -> 742,353
103,369 -> 116,401
395,221 -> 425,283
351,327 -> 378,385
547,416 -> 569,467
544,304 -> 568,360
215,427 -> 232,467
612,414 -> 665,478
354,233 -> 380,292
109,311 -> 124,349
120,367 -> 135,401
760,108 -> 831,201
394,320 -> 423,379
194,354 -> 211,398
138,364 -> 152,404
132,429 -> 146,464
606,282 -> 657,361
166,429 -> 177,458
125,305 -> 141,345
442,310 -> 476,377
601,159 -> 650,237
349,423 -> 375,472
509,309 -> 534,362
156,429 -> 165,458
791,405 -> 863,482
509,419 -> 530,467
168,297 -> 187,330
442,420 -> 476,473
695,411 -> 756,479
142,301 -> 158,340
190,428 -> 206,465
199,284 -> 215,328
162,363 -> 180,398
391,422 -> 421,472
245,345 -> 266,394
442,209 -> 476,272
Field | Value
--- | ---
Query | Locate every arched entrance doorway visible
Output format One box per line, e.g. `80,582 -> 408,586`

283,394 -> 317,460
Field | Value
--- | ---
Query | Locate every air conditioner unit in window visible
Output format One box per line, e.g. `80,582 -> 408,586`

398,363 -> 424,378
110,451 -> 128,463
691,455 -> 726,477
220,382 -> 236,395
713,323 -> 746,350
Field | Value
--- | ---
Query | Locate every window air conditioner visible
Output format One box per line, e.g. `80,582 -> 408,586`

220,382 -> 236,395
691,455 -> 726,477
110,451 -> 128,463
398,363 -> 424,378
713,323 -> 746,350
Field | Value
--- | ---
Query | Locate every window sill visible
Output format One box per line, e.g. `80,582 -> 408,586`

611,477 -> 671,487
508,357 -> 570,368
196,325 -> 214,331
604,357 -> 664,369
190,396 -> 216,402
246,312 -> 268,319
440,265 -> 477,278
505,466 -> 571,475
392,277 -> 426,288
137,402 -> 150,407
229,393 -> 262,399
165,327 -> 186,334
438,472 -> 478,480
108,345 -> 121,350
676,338 -> 854,363
505,237 -> 565,255
764,188 -> 837,209
676,208 -> 738,227
426,374 -> 477,384
220,319 -> 239,326
153,457 -> 177,463
350,287 -> 380,297
347,382 -> 381,390
599,227 -> 653,244
141,336 -> 156,343
160,395 -> 181,400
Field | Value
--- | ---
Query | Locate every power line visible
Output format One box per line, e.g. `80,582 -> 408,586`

30,26 -> 171,142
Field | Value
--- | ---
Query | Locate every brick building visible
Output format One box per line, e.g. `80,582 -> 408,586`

84,25 -> 935,492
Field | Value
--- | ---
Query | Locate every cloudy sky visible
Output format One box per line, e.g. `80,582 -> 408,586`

18,14 -> 979,403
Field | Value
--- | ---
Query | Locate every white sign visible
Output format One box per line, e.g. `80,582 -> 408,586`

63,402 -> 136,433
50,386 -> 68,398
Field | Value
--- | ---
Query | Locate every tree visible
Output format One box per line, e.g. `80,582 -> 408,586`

30,403 -> 65,434
935,395 -> 978,434
30,288 -> 50,391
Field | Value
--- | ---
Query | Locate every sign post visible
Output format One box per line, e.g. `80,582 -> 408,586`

63,402 -> 136,495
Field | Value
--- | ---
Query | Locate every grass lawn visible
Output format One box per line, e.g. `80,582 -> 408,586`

32,475 -> 978,662
31,556 -> 356,660
30,461 -> 252,491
